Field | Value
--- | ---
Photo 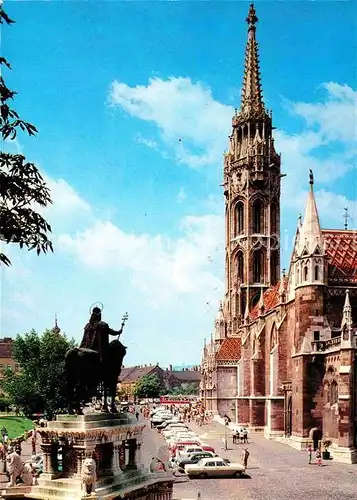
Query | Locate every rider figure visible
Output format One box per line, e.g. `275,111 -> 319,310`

80,307 -> 123,362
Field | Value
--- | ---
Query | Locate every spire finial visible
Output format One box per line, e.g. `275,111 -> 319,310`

246,4 -> 258,28
52,314 -> 61,335
343,207 -> 350,230
240,3 -> 264,117
309,169 -> 314,190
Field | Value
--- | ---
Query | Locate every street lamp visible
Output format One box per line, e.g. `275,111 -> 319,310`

223,414 -> 231,451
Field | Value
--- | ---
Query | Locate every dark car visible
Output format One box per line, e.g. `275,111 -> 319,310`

177,452 -> 230,472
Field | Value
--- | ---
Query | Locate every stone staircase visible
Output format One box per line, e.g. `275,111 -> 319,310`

27,470 -> 173,500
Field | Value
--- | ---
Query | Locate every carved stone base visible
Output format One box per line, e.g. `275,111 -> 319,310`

1,486 -> 32,499
263,427 -> 284,440
330,445 -> 357,464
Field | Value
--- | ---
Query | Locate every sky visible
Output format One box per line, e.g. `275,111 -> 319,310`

1,0 -> 356,367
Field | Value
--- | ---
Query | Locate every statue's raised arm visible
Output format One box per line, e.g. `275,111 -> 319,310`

109,312 -> 129,337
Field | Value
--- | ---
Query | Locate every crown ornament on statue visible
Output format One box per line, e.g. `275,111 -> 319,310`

89,302 -> 104,314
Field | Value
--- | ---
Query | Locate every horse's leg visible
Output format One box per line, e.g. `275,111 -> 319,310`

102,380 -> 109,412
110,380 -> 117,413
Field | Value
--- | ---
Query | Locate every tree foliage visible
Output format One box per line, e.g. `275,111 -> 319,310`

0,6 -> 53,266
1,330 -> 75,418
166,382 -> 199,396
133,374 -> 163,399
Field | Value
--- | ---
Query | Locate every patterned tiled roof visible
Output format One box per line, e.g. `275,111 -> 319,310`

216,338 -> 241,361
249,281 -> 281,320
322,230 -> 357,284
119,365 -> 158,383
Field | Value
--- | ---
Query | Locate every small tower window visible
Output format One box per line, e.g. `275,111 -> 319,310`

253,250 -> 264,283
236,202 -> 244,235
314,265 -> 319,281
237,252 -> 244,282
253,200 -> 263,233
270,251 -> 278,285
303,265 -> 308,281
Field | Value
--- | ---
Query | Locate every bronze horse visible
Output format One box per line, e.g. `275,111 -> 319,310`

65,339 -> 127,414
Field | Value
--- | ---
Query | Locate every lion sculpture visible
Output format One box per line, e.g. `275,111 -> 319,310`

6,451 -> 34,488
81,458 -> 97,496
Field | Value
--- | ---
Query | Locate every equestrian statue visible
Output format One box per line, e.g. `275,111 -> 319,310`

65,304 -> 128,414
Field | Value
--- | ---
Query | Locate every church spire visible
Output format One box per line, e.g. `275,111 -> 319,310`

52,314 -> 61,335
298,170 -> 323,256
240,4 -> 264,117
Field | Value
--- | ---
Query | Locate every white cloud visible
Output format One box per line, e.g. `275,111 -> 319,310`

109,77 -> 233,168
59,213 -> 224,304
288,82 -> 356,144
135,134 -> 158,150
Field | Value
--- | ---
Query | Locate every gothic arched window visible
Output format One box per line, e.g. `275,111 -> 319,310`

270,251 -> 278,285
303,264 -> 308,281
237,252 -> 244,282
253,250 -> 264,283
253,199 -> 264,233
314,265 -> 319,281
270,203 -> 277,235
330,381 -> 338,405
270,323 -> 278,351
296,264 -> 300,285
236,202 -> 244,235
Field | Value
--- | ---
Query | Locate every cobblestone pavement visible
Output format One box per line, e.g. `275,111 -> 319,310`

141,417 -> 357,500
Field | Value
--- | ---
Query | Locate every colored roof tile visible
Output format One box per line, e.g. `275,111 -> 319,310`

216,338 -> 241,361
322,230 -> 357,284
249,281 -> 281,320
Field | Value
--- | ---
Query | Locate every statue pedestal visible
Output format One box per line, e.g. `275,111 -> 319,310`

2,486 -> 32,499
23,413 -> 174,500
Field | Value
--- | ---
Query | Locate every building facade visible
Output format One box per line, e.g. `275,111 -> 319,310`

200,4 -> 357,464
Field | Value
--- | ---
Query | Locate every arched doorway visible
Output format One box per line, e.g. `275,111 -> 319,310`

309,427 -> 322,451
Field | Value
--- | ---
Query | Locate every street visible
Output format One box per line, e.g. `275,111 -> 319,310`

140,416 -> 357,500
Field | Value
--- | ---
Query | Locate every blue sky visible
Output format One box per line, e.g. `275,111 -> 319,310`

1,0 -> 356,366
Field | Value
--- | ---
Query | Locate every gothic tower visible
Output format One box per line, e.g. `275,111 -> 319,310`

223,4 -> 281,334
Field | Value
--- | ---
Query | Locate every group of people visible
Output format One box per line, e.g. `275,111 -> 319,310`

232,428 -> 249,444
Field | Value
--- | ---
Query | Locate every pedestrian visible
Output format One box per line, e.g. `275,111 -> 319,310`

307,443 -> 313,464
316,448 -> 322,466
243,428 -> 249,444
241,448 -> 250,469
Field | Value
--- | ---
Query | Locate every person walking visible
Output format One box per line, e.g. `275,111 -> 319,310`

242,448 -> 250,469
307,443 -> 313,464
316,448 -> 322,466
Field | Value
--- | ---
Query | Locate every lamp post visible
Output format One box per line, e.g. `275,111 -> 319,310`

223,414 -> 231,451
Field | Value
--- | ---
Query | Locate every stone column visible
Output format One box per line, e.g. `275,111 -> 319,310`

118,442 -> 125,470
40,443 -> 52,475
76,448 -> 86,478
111,442 -> 123,475
135,440 -> 144,470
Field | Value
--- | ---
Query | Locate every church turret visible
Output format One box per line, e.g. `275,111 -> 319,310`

214,302 -> 226,342
224,3 -> 282,334
52,315 -> 61,335
294,171 -> 326,288
341,289 -> 354,348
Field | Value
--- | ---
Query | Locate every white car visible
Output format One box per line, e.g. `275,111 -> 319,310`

177,446 -> 204,461
185,457 -> 245,478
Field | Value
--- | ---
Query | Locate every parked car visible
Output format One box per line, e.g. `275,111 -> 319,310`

177,451 -> 217,471
185,457 -> 245,478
